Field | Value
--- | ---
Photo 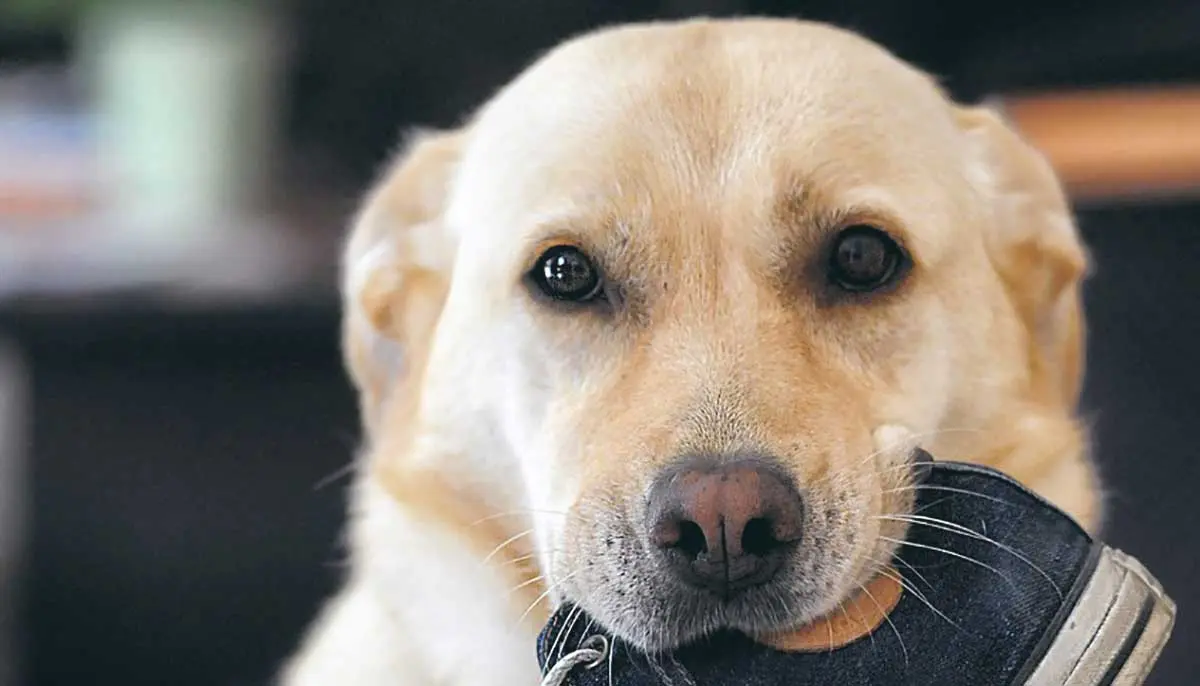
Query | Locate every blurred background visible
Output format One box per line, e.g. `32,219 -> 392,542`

0,0 -> 1197,684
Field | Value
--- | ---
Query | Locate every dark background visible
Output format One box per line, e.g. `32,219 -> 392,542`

2,1 -> 1198,684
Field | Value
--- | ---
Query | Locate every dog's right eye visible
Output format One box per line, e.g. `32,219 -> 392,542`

529,245 -> 604,302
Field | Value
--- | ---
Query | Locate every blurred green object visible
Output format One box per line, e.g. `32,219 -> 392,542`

78,1 -> 284,237
2,0 -> 288,275
1,0 -> 81,25
2,0 -> 262,26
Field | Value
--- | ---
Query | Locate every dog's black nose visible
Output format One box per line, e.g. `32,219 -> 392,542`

647,456 -> 804,596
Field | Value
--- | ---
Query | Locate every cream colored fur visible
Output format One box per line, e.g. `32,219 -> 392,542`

282,17 -> 1098,684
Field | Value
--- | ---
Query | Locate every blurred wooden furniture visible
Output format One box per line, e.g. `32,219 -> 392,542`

1006,87 -> 1200,202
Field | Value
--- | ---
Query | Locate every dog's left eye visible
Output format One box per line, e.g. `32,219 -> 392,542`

828,225 -> 905,292
530,245 -> 604,302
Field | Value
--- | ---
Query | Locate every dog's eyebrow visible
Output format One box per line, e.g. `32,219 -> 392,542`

773,184 -> 822,228
775,182 -> 905,229
513,215 -> 624,279
778,183 -> 913,240
766,183 -> 919,285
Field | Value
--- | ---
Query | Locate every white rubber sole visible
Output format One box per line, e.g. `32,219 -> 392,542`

1024,547 -> 1176,686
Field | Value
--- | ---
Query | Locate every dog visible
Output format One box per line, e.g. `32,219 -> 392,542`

282,17 -> 1099,685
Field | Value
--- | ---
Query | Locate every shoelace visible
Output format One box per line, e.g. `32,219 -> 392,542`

541,635 -> 609,686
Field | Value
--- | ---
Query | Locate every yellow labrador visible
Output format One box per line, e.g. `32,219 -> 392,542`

283,17 -> 1099,684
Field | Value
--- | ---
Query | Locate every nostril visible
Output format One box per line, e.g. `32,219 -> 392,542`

647,455 -> 806,593
740,517 -> 779,556
676,520 -> 708,559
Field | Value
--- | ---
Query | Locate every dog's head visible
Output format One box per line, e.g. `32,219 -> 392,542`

345,19 -> 1090,651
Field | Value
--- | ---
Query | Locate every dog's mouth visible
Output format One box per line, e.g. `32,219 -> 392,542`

552,445 -> 928,651
557,531 -> 888,653
555,492 -> 897,653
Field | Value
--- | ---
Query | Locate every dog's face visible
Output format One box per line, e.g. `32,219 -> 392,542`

347,19 -> 1089,652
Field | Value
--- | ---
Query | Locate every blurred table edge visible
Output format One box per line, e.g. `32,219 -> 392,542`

0,339 -> 27,686
0,211 -> 343,331
1004,86 -> 1200,204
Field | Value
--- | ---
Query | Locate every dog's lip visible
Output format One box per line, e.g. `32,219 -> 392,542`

911,447 -> 935,482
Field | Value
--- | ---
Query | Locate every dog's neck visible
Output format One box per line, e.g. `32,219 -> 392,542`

358,404 -> 553,626
931,408 -> 1097,530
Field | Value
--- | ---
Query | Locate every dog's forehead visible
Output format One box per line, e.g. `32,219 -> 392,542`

447,18 -> 970,262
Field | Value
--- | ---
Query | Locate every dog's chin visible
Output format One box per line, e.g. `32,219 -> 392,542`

573,573 -> 841,653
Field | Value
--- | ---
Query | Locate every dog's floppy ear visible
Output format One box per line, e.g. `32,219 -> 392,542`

342,129 -> 467,432
957,106 -> 1089,408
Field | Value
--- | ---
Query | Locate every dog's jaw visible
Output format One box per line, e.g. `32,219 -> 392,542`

548,426 -> 920,652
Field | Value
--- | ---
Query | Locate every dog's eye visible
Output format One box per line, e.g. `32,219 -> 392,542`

828,225 -> 904,292
530,245 -> 604,302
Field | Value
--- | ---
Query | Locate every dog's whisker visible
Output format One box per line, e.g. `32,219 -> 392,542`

878,514 -> 1062,598
807,426 -> 988,489
881,484 -> 1014,507
756,589 -> 789,637
809,447 -> 898,488
649,654 -> 676,685
516,570 -> 580,628
577,616 -> 597,651
867,556 -> 960,630
551,603 -> 586,662
873,460 -> 938,483
827,602 -> 836,653
839,597 -> 874,651
769,590 -> 791,628
507,573 -> 547,596
548,583 -> 602,661
912,495 -> 956,516
671,654 -> 698,686
608,624 -> 617,686
888,570 -> 961,631
500,549 -> 564,568
890,551 -> 934,590
313,461 -> 358,491
858,581 -> 909,667
812,460 -> 932,496
482,528 -> 535,565
879,535 -> 1018,591
469,509 -> 569,527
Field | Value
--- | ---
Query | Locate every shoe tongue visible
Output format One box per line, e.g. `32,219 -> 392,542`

753,569 -> 904,652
